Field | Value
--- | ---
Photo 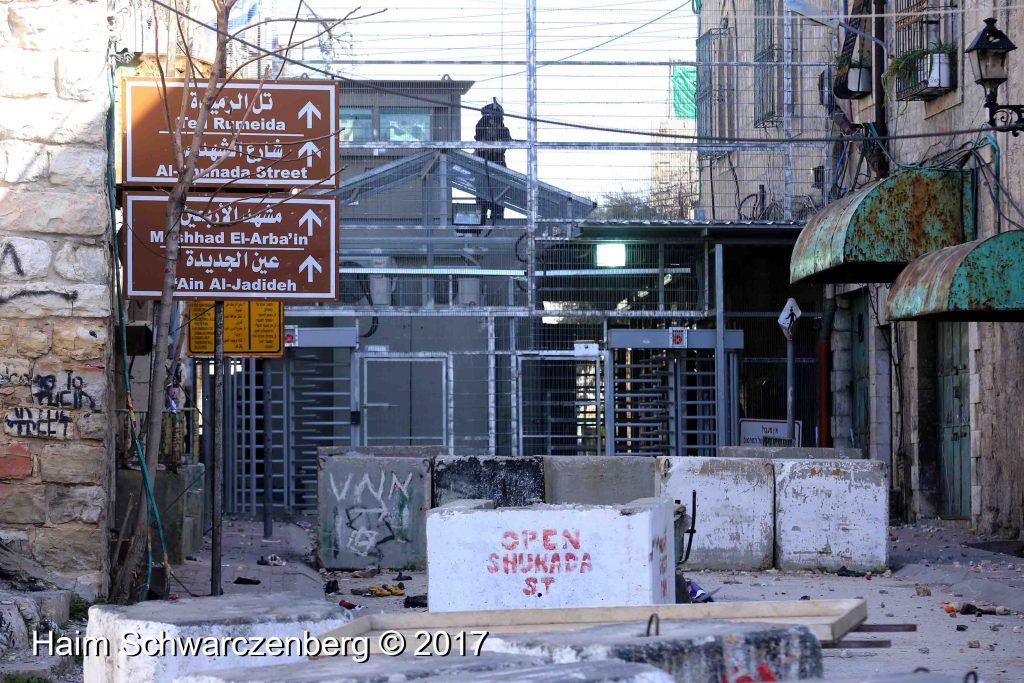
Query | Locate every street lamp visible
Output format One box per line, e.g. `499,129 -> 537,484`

966,17 -> 1024,133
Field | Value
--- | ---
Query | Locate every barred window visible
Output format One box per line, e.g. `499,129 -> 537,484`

696,27 -> 733,158
892,0 -> 958,100
754,0 -> 783,127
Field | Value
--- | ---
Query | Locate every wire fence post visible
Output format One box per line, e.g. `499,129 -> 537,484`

262,359 -> 273,539
211,301 -> 224,596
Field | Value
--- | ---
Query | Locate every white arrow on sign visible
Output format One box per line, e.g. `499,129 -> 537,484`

297,101 -> 322,128
299,209 -> 322,237
298,255 -> 322,283
298,141 -> 321,168
778,297 -> 802,336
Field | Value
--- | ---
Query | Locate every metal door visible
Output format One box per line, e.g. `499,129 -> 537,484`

515,355 -> 602,456
850,293 -> 871,453
361,356 -> 448,447
937,321 -> 970,519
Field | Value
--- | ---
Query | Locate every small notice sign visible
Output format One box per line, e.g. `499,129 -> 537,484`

739,418 -> 803,447
187,301 -> 284,357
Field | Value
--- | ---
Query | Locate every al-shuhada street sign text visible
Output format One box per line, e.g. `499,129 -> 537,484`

122,192 -> 338,301
121,78 -> 339,189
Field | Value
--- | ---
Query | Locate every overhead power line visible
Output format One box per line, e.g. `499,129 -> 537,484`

148,0 -> 1010,147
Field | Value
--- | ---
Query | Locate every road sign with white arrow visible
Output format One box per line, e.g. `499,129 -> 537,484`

122,192 -> 338,301
122,78 -> 339,189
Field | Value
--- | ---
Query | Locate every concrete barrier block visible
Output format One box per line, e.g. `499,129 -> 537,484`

544,456 -> 655,505
427,499 -> 675,612
317,454 -> 431,570
176,653 -> 544,682
719,446 -> 864,459
82,593 -> 350,683
433,456 -> 544,508
414,660 -> 675,682
774,460 -> 889,572
656,457 -> 774,570
488,620 -> 822,683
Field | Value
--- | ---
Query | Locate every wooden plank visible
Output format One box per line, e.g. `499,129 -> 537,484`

319,599 -> 866,648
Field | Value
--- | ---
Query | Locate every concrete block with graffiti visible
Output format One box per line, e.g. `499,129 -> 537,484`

426,497 -> 675,612
317,454 -> 431,570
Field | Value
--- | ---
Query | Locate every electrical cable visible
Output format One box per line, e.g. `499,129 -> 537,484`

477,1 -> 691,83
147,0 -> 1021,148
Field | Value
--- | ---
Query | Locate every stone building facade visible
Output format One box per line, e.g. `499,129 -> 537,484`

696,0 -> 1024,537
0,0 -> 114,598
799,2 -> 1024,535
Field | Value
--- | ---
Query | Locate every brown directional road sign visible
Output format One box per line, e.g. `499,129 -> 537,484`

122,192 -> 338,301
122,78 -> 339,189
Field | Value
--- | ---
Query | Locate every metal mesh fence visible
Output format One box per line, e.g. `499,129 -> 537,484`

202,0 -> 831,512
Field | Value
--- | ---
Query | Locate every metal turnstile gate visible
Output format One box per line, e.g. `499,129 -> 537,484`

606,328 -> 742,457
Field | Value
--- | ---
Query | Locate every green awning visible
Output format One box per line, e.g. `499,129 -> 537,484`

887,231 -> 1024,321
790,169 -> 975,284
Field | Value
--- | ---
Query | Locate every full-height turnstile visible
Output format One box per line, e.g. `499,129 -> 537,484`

605,328 -> 743,457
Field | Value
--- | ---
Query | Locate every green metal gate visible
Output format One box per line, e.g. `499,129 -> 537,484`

937,321 -> 970,519
851,293 -> 871,453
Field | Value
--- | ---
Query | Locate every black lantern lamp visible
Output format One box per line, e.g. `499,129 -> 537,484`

966,17 -> 1023,133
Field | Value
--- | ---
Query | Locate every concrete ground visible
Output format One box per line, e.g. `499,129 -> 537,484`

62,517 -> 1023,682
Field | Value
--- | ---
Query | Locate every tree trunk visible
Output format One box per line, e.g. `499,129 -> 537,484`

109,1 -> 232,603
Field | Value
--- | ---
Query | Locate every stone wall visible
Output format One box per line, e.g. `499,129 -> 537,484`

0,0 -> 113,598
839,2 -> 1024,535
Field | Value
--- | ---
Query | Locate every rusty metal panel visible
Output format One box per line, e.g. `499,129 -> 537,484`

887,231 -> 1024,321
790,169 -> 974,284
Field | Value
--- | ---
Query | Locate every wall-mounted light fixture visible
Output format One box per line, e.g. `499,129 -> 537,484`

966,18 -> 1024,134
595,243 -> 626,268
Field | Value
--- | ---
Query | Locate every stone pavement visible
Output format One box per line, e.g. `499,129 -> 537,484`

170,517 -> 325,599
890,523 -> 1024,612
90,518 -> 1024,683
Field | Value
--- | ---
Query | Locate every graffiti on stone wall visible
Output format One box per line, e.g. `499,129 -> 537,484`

0,363 -> 31,387
4,406 -> 73,439
327,469 -> 415,559
0,290 -> 79,306
32,370 -> 95,409
0,243 -> 25,276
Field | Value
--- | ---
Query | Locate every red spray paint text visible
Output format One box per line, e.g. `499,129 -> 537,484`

485,529 -> 592,597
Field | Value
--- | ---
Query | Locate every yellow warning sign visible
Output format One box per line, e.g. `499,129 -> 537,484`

186,301 -> 284,357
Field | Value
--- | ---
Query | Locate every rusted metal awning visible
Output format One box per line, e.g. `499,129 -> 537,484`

790,170 -> 975,284
887,231 -> 1024,321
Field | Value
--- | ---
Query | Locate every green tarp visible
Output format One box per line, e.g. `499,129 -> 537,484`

672,65 -> 697,119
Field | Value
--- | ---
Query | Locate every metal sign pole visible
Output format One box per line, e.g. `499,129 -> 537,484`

786,330 -> 796,441
778,297 -> 802,443
211,301 -> 225,596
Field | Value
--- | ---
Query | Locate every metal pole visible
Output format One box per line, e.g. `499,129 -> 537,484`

261,360 -> 273,539
714,244 -> 727,449
786,331 -> 796,442
487,316 -> 496,454
526,0 -> 538,314
201,362 -> 213,529
782,8 -> 794,220
211,301 -> 224,596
